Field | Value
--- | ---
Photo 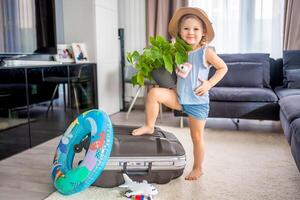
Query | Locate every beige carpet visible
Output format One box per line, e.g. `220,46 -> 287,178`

45,125 -> 300,200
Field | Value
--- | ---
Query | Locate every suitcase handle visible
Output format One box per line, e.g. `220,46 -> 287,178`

122,162 -> 152,176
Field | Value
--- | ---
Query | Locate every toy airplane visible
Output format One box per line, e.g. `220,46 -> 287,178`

119,173 -> 158,199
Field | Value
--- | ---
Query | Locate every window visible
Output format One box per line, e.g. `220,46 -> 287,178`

0,0 -> 37,52
189,0 -> 284,58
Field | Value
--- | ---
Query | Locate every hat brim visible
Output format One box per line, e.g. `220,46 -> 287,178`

168,7 -> 215,43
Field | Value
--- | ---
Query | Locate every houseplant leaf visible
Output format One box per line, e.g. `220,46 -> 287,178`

175,52 -> 185,65
131,74 -> 138,86
176,37 -> 193,51
127,35 -> 192,86
163,54 -> 173,73
137,71 -> 144,86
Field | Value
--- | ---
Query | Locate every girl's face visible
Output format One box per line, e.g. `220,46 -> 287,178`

179,17 -> 205,49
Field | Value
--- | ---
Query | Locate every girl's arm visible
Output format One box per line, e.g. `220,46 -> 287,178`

195,48 -> 228,96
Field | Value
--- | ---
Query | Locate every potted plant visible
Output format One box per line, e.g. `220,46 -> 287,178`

126,35 -> 192,88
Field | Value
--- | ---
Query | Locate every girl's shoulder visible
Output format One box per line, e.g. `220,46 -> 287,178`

204,45 -> 215,52
189,45 -> 215,54
204,45 -> 217,59
203,45 -> 216,68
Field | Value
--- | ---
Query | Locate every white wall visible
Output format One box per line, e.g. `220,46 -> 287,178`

62,0 -> 96,62
62,0 -> 120,114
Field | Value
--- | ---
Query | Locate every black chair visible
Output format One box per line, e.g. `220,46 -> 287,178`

125,65 -> 163,120
42,65 -> 90,115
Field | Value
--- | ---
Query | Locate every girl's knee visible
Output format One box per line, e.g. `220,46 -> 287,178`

190,132 -> 204,143
148,88 -> 162,100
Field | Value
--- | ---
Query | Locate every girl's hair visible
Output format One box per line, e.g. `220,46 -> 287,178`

178,14 -> 207,47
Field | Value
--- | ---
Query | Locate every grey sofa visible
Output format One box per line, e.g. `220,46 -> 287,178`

174,53 -> 285,120
275,50 -> 300,171
208,53 -> 281,120
173,51 -> 300,171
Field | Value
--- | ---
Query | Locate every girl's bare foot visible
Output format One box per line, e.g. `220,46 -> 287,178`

185,169 -> 203,180
132,126 -> 154,136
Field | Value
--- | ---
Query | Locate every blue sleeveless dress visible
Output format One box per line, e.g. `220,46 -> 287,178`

176,46 -> 211,120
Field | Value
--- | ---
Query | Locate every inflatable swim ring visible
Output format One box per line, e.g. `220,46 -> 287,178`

51,109 -> 114,195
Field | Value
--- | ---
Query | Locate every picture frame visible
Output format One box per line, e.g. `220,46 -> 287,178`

54,44 -> 75,63
72,43 -> 89,63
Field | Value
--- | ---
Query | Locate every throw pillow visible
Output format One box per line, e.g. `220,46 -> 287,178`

283,50 -> 300,88
286,69 -> 300,89
211,62 -> 264,88
218,53 -> 271,88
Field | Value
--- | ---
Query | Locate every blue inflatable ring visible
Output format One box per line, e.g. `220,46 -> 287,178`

51,109 -> 114,195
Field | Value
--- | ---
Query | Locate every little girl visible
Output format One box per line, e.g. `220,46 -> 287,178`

132,7 -> 228,180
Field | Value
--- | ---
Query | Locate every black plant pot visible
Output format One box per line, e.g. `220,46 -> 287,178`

151,68 -> 177,89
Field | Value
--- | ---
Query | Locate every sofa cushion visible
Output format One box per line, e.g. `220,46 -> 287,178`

291,118 -> 300,143
286,69 -> 300,88
291,131 -> 300,171
218,53 -> 271,88
290,118 -> 300,171
283,50 -> 300,89
209,87 -> 278,102
274,86 -> 300,99
213,62 -> 264,88
280,110 -> 292,144
279,95 -> 300,123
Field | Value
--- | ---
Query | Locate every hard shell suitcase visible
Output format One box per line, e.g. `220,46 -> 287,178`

91,125 -> 186,188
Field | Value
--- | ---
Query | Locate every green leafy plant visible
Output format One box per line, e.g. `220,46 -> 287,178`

127,35 -> 192,86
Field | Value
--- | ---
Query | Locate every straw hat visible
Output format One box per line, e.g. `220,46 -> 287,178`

168,7 -> 215,43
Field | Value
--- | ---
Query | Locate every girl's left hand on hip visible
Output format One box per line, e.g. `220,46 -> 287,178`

194,78 -> 212,96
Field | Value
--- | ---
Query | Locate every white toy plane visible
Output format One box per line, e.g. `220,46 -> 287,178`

119,173 -> 158,199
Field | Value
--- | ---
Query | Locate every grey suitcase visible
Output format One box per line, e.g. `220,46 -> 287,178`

91,125 -> 186,188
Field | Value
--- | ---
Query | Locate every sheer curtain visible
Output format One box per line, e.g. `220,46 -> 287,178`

1,0 -> 36,53
189,0 -> 284,58
147,0 -> 188,41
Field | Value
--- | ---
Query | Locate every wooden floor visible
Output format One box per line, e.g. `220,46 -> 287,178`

0,105 -> 86,200
0,105 -> 87,160
0,109 -> 284,200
